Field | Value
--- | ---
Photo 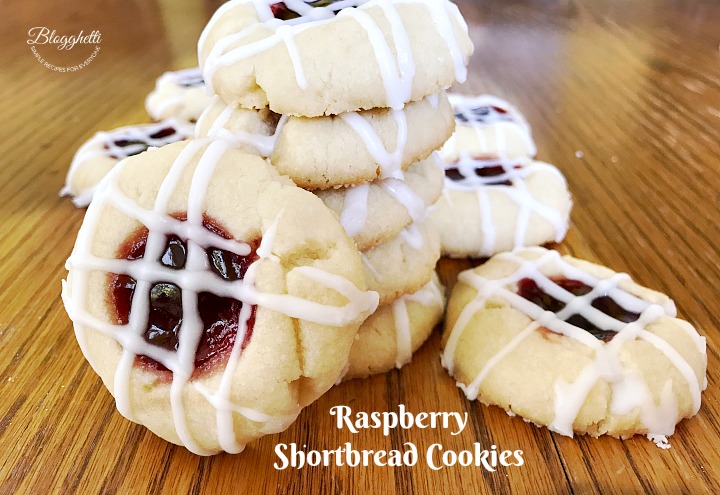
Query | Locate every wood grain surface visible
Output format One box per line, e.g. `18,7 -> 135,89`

1,0 -> 719,493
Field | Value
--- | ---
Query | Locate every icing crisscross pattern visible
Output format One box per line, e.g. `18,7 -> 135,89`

337,153 -> 441,239
196,98 -> 287,156
197,95 -> 445,184
442,248 -> 706,443
199,0 -> 468,108
449,94 -> 530,128
393,276 -> 443,368
441,157 -> 569,256
61,119 -> 195,207
63,138 -> 379,454
96,119 -> 194,160
442,94 -> 537,159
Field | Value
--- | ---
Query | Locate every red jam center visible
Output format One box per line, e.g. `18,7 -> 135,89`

109,216 -> 258,377
444,163 -> 514,186
517,277 -> 641,342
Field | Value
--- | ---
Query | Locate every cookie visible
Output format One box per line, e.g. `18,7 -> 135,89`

441,248 -> 707,444
61,120 -> 194,207
317,154 -> 444,251
198,0 -> 473,116
430,157 -> 572,258
440,94 -> 536,162
145,68 -> 214,123
194,95 -> 280,155
361,220 -> 441,305
62,139 -> 379,455
344,273 -> 445,380
196,93 -> 454,189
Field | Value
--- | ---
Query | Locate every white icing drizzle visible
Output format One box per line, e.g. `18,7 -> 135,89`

360,253 -> 384,281
164,67 -> 205,87
422,0 -> 467,83
381,179 -> 427,223
199,0 -> 468,108
198,92 -> 447,189
392,299 -> 412,368
399,222 -> 424,250
443,93 -> 537,159
392,276 -> 444,368
146,67 -> 207,120
196,96 -> 289,156
340,108 -> 408,179
442,156 -> 570,257
340,184 -> 370,238
61,119 -> 195,207
360,219 -> 427,283
62,138 -> 379,455
336,163 -> 430,240
449,94 -> 531,129
442,248 -> 705,443
275,25 -> 307,89
338,6 -> 412,109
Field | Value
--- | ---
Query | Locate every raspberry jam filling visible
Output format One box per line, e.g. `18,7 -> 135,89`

444,163 -> 514,186
271,0 -> 344,20
107,127 -> 180,159
517,277 -> 641,342
455,105 -> 513,125
109,217 -> 258,376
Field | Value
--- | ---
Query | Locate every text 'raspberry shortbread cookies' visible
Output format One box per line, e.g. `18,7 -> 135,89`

198,0 -> 474,117
62,139 -> 379,455
441,247 -> 706,447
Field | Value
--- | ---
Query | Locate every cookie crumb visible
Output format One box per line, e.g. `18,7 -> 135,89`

648,434 -> 671,449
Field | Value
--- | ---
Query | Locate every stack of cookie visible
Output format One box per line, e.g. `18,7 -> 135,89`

195,0 -> 473,379
431,94 -> 573,258
60,0 -> 475,455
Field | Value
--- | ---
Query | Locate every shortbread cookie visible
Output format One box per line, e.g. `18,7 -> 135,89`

317,154 -> 444,251
198,0 -> 473,116
61,120 -> 194,207
440,94 -> 536,162
362,220 -> 441,305
62,139 -> 379,455
145,68 -> 214,122
344,273 -> 445,380
196,93 -> 454,189
442,248 -> 707,444
194,96 -> 280,155
431,157 -> 572,258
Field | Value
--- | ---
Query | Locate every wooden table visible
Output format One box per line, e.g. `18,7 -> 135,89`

2,0 -> 719,493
